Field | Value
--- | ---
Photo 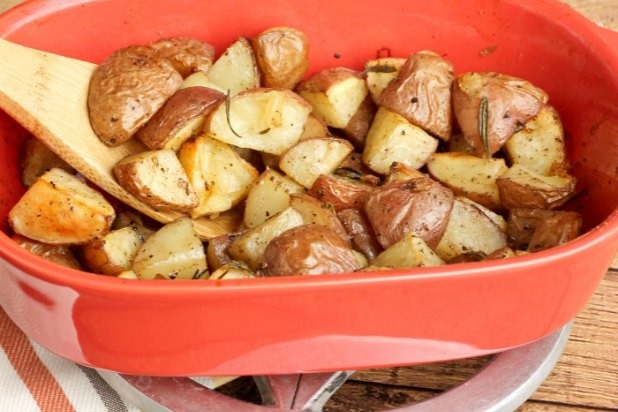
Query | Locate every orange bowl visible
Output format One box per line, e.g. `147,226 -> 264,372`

0,0 -> 617,376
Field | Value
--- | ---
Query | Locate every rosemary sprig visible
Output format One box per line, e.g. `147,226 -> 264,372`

225,89 -> 244,138
479,96 -> 490,157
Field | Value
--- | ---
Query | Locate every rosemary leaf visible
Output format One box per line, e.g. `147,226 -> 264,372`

225,90 -> 244,139
479,96 -> 490,157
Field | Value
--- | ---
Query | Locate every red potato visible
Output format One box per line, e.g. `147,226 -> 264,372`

452,72 -> 548,157
296,67 -> 369,128
308,173 -> 374,211
135,86 -> 225,150
12,234 -> 81,269
9,168 -> 116,245
506,208 -> 582,252
252,26 -> 309,89
378,51 -> 455,140
87,45 -> 183,146
150,37 -> 215,78
337,208 -> 383,259
261,224 -> 361,276
364,177 -> 455,249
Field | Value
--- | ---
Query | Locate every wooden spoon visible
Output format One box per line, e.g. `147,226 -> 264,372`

0,39 -> 238,239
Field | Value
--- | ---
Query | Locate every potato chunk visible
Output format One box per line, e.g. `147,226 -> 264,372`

363,107 -> 439,174
228,207 -> 304,271
261,224 -> 360,276
87,45 -> 182,146
506,208 -> 582,252
12,234 -> 81,269
496,164 -> 576,210
207,37 -> 260,95
135,86 -> 225,150
279,137 -> 354,188
504,105 -> 569,176
178,135 -> 259,217
206,88 -> 312,155
435,197 -> 507,261
297,67 -> 368,128
371,232 -> 444,269
364,57 -> 406,103
253,26 -> 309,89
426,152 -> 508,211
133,217 -> 207,280
114,149 -> 198,212
378,51 -> 455,140
243,168 -> 304,229
365,177 -> 454,249
9,168 -> 115,245
149,37 -> 215,78
20,136 -> 75,188
81,226 -> 145,275
452,72 -> 548,157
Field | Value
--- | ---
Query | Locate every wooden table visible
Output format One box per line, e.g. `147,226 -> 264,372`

1,0 -> 616,411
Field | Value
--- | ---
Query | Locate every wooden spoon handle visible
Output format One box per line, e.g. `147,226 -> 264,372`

0,39 -> 237,238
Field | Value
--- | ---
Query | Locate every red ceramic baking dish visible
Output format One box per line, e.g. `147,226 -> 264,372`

0,0 -> 617,376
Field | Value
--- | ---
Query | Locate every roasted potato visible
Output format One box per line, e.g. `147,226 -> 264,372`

299,114 -> 331,140
227,207 -> 304,270
135,86 -> 225,150
209,261 -> 255,280
289,193 -> 350,244
207,37 -> 260,95
12,234 -> 81,269
506,208 -> 582,252
341,95 -> 377,150
297,67 -> 369,128
279,137 -> 354,188
503,105 -> 569,176
261,224 -> 360,276
363,107 -> 439,174
206,88 -> 312,155
426,152 -> 508,211
149,37 -> 215,78
496,164 -> 576,210
9,168 -> 115,245
452,72 -> 548,157
364,57 -> 406,103
252,26 -> 309,89
364,177 -> 454,249
114,149 -> 198,212
178,135 -> 259,217
378,51 -> 455,140
206,231 -> 244,270
308,173 -> 374,211
81,225 -> 145,275
88,45 -> 183,146
337,208 -> 383,259
371,232 -> 444,268
435,197 -> 508,261
243,168 -> 304,229
180,70 -> 227,93
19,136 -> 75,188
133,217 -> 208,280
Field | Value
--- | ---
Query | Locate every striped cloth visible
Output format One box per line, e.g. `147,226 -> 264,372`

0,307 -> 139,412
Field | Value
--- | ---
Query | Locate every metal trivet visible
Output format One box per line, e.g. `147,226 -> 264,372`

97,322 -> 571,411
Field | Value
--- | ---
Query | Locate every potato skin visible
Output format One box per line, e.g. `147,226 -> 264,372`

88,46 -> 182,146
308,174 -> 374,211
378,51 -> 455,140
261,224 -> 361,276
135,86 -> 225,150
364,177 -> 454,249
253,26 -> 309,89
149,37 -> 215,78
507,208 -> 582,252
452,72 -> 548,156
12,234 -> 82,269
337,208 -> 383,259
